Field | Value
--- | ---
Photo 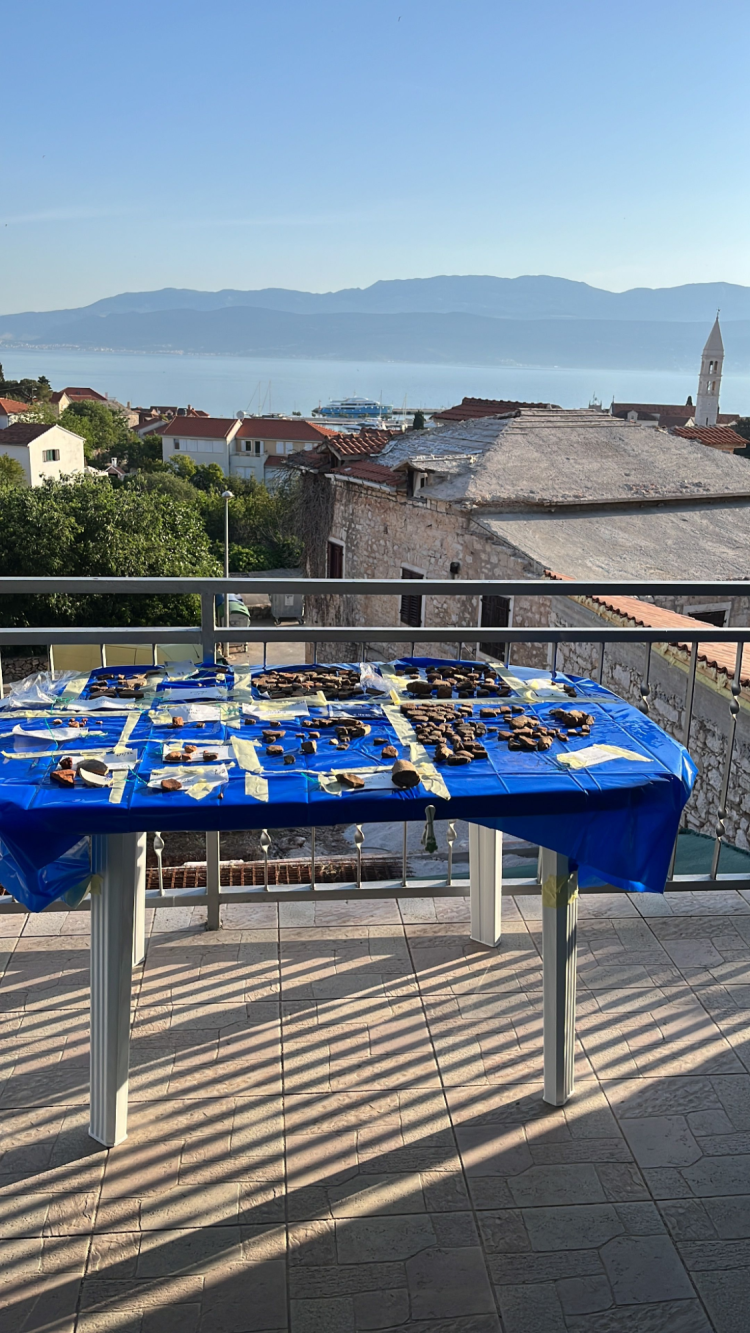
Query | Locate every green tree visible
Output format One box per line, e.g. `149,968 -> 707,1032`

0,454 -> 27,487
15,401 -> 57,426
412,409 -> 425,430
58,400 -> 134,464
0,476 -> 220,628
0,372 -> 52,404
168,454 -> 197,480
191,462 -> 227,493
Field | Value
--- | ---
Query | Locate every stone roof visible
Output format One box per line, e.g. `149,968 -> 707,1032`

476,504 -> 750,581
379,408 -> 750,509
703,315 -> 724,355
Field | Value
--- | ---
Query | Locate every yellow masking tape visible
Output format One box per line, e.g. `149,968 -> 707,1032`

557,744 -> 652,771
231,735 -> 262,772
245,773 -> 269,801
114,712 -> 139,753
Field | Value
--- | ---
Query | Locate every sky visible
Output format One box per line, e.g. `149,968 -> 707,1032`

3,0 -> 750,313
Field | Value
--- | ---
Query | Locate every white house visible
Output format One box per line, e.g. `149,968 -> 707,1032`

233,417 -> 335,482
161,414 -> 334,482
0,397 -> 32,430
0,422 -> 86,485
160,417 -> 241,471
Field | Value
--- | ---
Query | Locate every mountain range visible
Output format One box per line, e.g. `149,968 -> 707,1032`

2,275 -> 750,371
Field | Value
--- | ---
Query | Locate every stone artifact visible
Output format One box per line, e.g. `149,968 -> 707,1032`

160,777 -> 182,791
391,759 -> 420,788
51,768 -> 75,787
338,772 -> 365,789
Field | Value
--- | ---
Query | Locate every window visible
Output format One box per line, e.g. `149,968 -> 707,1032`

400,567 -> 424,627
254,441 -> 262,455
42,448 -> 60,462
173,441 -> 180,450
479,594 -> 511,657
285,442 -> 295,454
327,540 -> 344,578
684,604 -> 729,628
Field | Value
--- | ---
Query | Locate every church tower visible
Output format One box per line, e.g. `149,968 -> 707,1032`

695,315 -> 723,427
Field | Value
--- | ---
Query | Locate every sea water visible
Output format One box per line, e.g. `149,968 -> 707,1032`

3,348 -> 749,418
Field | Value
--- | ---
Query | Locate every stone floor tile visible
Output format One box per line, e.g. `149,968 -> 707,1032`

406,1244 -> 496,1319
692,1270 -> 750,1333
600,1233 -> 695,1304
495,1280 -> 567,1333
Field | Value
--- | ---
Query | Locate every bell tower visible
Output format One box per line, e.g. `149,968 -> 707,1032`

695,314 -> 723,427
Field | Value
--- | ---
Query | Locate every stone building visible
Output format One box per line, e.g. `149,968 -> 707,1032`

294,407 -> 750,844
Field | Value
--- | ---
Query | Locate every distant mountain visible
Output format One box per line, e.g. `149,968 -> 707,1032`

2,275 -> 750,370
4,304 -> 749,373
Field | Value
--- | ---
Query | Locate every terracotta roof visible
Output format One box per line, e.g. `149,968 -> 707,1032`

335,459 -> 403,488
434,397 -> 555,424
0,423 -> 53,443
161,417 -> 239,439
286,450 -> 330,472
545,568 -> 750,688
50,387 -> 107,405
237,417 -> 332,443
0,397 -> 32,415
672,426 -> 747,452
327,427 -> 399,458
264,455 -> 291,469
610,402 -> 695,428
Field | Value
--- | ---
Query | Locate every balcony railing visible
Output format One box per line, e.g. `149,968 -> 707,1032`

0,574 -> 748,918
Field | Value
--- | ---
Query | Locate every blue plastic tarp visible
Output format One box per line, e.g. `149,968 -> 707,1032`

0,659 -> 697,909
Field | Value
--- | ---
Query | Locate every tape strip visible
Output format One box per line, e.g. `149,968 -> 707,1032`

244,773 -> 269,801
109,771 -> 128,805
541,872 -> 578,908
114,712 -> 139,753
231,735 -> 262,772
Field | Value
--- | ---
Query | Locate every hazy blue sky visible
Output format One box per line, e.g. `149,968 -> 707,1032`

3,0 -> 749,312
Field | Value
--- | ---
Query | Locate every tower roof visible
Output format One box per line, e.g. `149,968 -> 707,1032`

703,315 -> 724,356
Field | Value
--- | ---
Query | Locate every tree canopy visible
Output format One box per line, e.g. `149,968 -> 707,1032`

0,366 -> 52,404
0,475 -> 220,628
0,455 -> 27,487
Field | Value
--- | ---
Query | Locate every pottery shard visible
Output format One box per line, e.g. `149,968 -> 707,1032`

262,730 -> 284,742
283,754 -> 295,765
339,771 -> 365,789
381,745 -> 398,759
446,752 -> 472,765
511,717 -> 529,730
202,751 -> 218,762
406,680 -> 432,696
171,717 -> 185,728
164,750 -> 183,763
434,745 -> 452,763
435,683 -> 453,698
161,777 -> 182,792
59,756 -> 74,771
79,768 -> 110,788
301,739 -> 317,754
51,768 -> 75,787
391,759 -> 421,788
266,745 -> 283,756
77,758 -> 108,777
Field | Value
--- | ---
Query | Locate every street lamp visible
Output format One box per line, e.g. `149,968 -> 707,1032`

221,490 -> 233,652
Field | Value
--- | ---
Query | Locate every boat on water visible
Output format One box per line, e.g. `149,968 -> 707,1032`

312,396 -> 393,421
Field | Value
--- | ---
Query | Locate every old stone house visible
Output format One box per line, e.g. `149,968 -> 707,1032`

293,407 -> 750,846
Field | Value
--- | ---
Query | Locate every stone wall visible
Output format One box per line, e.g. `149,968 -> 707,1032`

1,651 -> 49,690
549,596 -> 748,847
306,475 -> 549,666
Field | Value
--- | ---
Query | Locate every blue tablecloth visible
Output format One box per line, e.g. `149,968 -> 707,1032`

0,659 -> 697,909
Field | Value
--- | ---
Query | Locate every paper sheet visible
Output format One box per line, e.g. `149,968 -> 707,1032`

556,744 -> 653,770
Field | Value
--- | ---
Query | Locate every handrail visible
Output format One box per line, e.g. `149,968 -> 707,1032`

0,575 -> 749,597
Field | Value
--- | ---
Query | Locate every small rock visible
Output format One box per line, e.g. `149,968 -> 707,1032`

161,777 -> 182,791
381,745 -> 398,759
301,739 -> 317,754
266,745 -> 284,756
391,759 -> 421,788
339,772 -> 365,789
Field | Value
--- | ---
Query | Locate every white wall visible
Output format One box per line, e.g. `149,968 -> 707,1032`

1,425 -> 85,486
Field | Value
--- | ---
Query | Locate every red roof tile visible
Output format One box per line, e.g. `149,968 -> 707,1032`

672,426 -> 747,452
50,387 -> 107,405
327,427 -> 401,457
236,417 -> 333,443
0,423 -> 53,443
0,397 -> 32,415
545,569 -> 750,688
336,459 -> 403,487
161,417 -> 239,439
434,397 -> 555,423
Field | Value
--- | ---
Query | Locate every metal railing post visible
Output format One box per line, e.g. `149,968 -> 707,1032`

206,830 -> 221,930
200,592 -> 215,664
711,639 -> 745,879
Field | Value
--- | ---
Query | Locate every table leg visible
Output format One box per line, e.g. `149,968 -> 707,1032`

89,832 -> 138,1147
133,833 -> 147,967
469,824 -> 502,946
540,847 -> 578,1106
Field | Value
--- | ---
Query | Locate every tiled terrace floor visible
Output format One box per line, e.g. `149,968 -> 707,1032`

1,888 -> 750,1332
